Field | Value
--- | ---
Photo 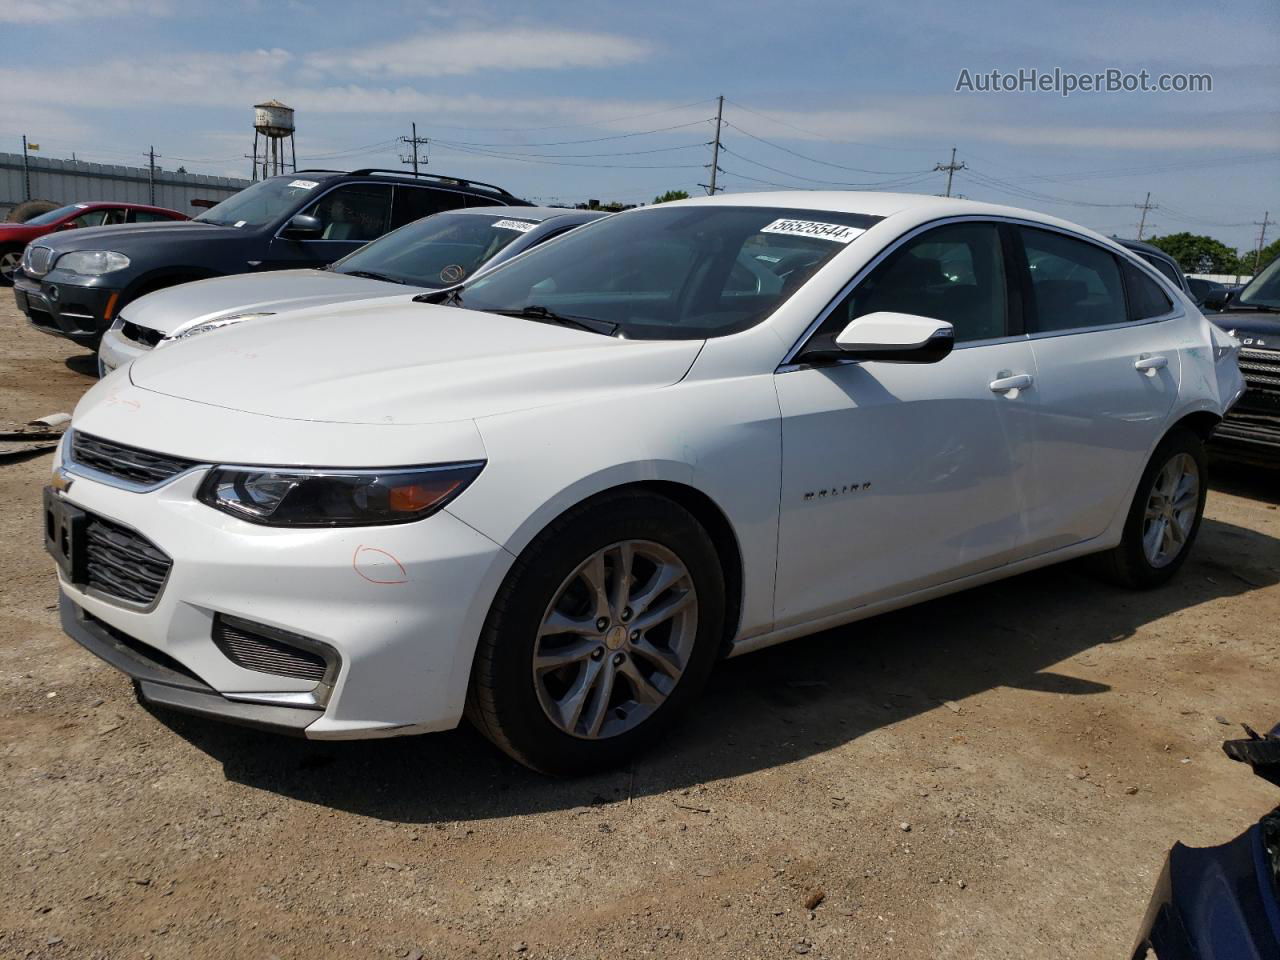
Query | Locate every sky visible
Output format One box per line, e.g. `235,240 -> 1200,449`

1,0 -> 1277,251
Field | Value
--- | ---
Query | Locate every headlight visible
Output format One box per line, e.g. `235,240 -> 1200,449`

164,312 -> 274,344
197,462 -> 485,526
55,250 -> 130,276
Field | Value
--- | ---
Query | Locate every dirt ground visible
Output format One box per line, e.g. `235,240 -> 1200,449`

1,297 -> 1278,960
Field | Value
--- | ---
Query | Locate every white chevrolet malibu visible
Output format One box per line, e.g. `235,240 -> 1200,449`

46,192 -> 1244,773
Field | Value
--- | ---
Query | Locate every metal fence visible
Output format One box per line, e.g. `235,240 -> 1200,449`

0,152 -> 249,219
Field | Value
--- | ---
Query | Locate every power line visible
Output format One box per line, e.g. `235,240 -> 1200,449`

1134,191 -> 1158,240
400,122 -> 429,174
718,145 -> 942,190
434,119 -> 713,149
721,120 -> 933,176
429,139 -> 706,160
430,141 -> 705,170
408,98 -> 719,134
720,99 -> 938,153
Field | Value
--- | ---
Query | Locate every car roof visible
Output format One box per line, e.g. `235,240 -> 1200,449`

74,201 -> 183,213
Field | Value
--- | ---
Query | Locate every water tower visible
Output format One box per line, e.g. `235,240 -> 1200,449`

251,99 -> 296,181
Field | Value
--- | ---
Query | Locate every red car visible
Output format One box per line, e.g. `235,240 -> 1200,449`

1,202 -> 187,286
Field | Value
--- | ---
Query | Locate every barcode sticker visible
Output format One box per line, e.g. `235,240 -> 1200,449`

760,218 -> 864,244
289,179 -> 319,189
492,219 -> 537,233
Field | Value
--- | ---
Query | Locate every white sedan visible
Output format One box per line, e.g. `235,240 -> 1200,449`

46,192 -> 1244,773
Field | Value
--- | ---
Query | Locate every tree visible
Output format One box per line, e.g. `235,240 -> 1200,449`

1247,236 -> 1280,276
652,189 -> 690,204
1146,232 -> 1241,275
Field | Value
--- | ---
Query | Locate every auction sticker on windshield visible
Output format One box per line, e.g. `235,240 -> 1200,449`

288,180 -> 319,189
760,219 -> 865,243
492,219 -> 537,233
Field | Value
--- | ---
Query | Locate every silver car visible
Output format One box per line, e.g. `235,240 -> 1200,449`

97,205 -> 606,376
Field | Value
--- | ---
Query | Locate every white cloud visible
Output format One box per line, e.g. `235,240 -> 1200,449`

0,0 -> 171,23
304,27 -> 651,78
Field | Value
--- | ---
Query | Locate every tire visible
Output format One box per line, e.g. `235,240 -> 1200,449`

6,200 -> 57,223
1092,429 -> 1208,589
0,246 -> 21,287
466,491 -> 726,775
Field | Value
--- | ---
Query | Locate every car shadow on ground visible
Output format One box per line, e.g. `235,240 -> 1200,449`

63,353 -> 97,378
1210,454 -> 1280,505
152,514 -> 1279,821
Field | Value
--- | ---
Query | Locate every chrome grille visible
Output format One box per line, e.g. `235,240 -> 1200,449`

212,616 -> 329,682
1239,347 -> 1280,391
119,320 -> 163,348
23,244 -> 54,277
85,516 -> 171,606
70,431 -> 197,489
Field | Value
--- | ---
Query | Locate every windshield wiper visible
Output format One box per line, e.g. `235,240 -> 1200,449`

490,305 -> 618,336
341,269 -> 408,285
413,286 -> 463,305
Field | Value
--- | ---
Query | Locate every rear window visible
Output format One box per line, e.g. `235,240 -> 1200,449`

1122,260 -> 1174,320
1020,228 -> 1127,332
455,206 -> 883,339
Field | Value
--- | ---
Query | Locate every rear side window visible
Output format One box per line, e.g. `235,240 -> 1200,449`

131,210 -> 175,223
1122,260 -> 1174,320
390,186 -> 464,230
822,221 -> 1008,343
1019,228 -> 1126,332
1140,252 -> 1182,288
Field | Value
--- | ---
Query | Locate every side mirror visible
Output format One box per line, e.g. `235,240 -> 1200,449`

1202,292 -> 1228,311
830,312 -> 955,363
57,222 -> 78,230
282,213 -> 323,239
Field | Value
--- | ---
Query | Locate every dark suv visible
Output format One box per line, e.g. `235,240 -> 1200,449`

14,169 -> 526,346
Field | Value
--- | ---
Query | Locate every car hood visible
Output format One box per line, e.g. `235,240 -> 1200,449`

121,269 -> 414,337
34,220 -> 241,253
127,299 -> 704,425
1206,307 -> 1280,344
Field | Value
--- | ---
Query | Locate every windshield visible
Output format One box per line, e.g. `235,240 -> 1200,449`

193,176 -> 329,228
333,211 -> 546,288
1237,254 -> 1280,309
454,206 -> 883,339
24,204 -> 84,226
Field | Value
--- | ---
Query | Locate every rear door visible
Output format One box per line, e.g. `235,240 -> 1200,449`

1014,226 -> 1182,554
772,219 -> 1040,626
389,185 -> 468,230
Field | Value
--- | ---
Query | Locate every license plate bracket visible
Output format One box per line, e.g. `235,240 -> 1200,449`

43,487 -> 87,584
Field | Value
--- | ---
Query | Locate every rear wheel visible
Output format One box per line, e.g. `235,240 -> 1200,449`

0,246 -> 22,286
466,491 -> 725,774
1093,429 -> 1207,588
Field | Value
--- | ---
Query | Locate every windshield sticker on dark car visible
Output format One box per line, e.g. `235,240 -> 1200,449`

492,219 -> 537,233
288,180 -> 319,189
760,218 -> 865,244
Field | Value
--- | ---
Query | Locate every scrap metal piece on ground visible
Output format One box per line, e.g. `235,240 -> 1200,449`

0,413 -> 71,461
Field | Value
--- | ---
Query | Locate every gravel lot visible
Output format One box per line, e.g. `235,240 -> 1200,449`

1,296 -> 1278,960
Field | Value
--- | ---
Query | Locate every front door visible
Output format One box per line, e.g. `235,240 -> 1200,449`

269,182 -> 394,268
773,220 -> 1038,627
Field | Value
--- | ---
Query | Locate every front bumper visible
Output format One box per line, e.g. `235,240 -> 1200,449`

14,272 -> 120,343
97,323 -> 151,378
49,455 -> 513,740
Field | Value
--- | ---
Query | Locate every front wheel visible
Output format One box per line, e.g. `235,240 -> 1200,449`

1093,429 -> 1208,588
466,491 -> 725,775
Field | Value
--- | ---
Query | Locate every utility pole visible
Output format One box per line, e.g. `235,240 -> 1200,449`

700,95 -> 724,196
400,122 -> 429,175
935,146 -> 966,197
1134,192 -> 1158,240
1252,211 -> 1273,275
147,146 -> 156,205
22,135 -> 31,200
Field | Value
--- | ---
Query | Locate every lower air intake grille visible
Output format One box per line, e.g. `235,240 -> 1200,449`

212,616 -> 330,682
85,516 -> 172,605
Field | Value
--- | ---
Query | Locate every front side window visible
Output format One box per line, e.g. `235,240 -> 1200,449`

1020,228 -> 1126,332
334,211 -> 548,287
302,184 -> 393,242
454,206 -> 883,339
817,221 -> 1008,343
1122,260 -> 1174,320
70,210 -> 109,228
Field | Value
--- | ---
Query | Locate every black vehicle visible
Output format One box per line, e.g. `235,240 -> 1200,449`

1132,723 -> 1280,959
13,168 -> 526,346
1187,276 -> 1233,311
1205,255 -> 1280,460
1116,238 -> 1198,301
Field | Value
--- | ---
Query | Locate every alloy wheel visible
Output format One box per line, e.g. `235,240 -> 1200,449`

533,540 -> 698,740
1142,452 -> 1199,568
0,250 -> 20,285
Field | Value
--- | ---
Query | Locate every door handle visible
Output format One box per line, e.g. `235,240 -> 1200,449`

989,373 -> 1033,394
1135,354 -> 1168,374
